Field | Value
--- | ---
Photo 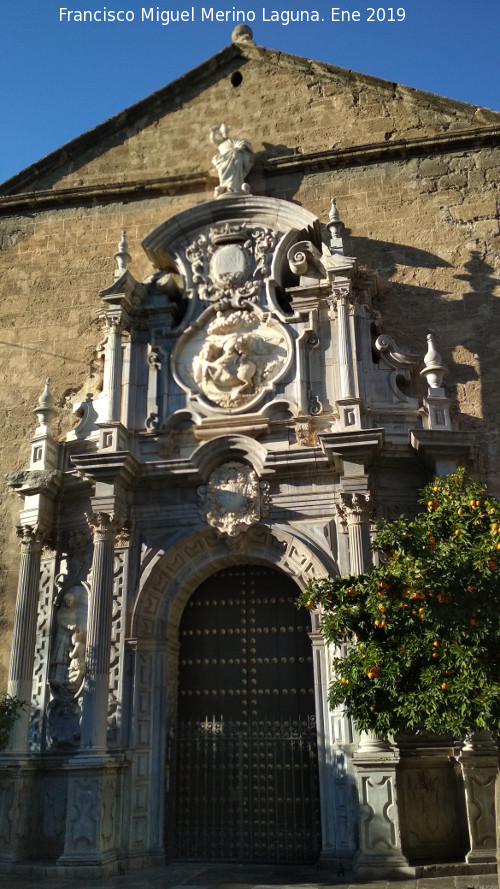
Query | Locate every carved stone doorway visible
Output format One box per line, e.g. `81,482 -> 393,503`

167,564 -> 321,862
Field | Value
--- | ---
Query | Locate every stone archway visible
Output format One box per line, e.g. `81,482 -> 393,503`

127,525 -> 337,864
132,523 -> 334,645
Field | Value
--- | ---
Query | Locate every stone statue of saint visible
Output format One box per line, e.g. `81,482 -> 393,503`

50,591 -> 86,695
51,592 -> 77,691
210,124 -> 253,198
68,625 -> 86,689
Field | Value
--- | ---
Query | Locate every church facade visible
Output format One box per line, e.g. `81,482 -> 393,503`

0,27 -> 499,877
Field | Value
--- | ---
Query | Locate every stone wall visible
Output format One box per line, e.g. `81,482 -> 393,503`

0,40 -> 498,688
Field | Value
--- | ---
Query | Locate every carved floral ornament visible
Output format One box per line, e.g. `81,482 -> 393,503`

184,222 -> 279,305
198,461 -> 270,537
172,307 -> 291,412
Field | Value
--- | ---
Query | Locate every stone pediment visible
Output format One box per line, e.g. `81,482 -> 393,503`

141,196 -> 321,272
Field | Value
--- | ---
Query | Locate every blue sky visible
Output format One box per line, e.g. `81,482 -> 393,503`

1,0 -> 499,184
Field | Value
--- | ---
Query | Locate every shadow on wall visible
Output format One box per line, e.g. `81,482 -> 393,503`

347,234 -> 500,476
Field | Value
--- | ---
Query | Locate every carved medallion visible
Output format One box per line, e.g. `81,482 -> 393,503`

210,242 -> 252,288
184,223 -> 278,304
198,461 -> 270,537
172,307 -> 291,412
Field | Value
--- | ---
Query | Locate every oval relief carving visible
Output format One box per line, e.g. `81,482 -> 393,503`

209,243 -> 252,289
172,307 -> 292,412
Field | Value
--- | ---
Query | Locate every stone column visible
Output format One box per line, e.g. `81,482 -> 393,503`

103,318 -> 123,423
458,732 -> 498,863
80,512 -> 116,751
7,525 -> 43,753
337,491 -> 372,575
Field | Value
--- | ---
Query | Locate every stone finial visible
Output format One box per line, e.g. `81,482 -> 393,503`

114,230 -> 131,280
33,378 -> 56,430
327,197 -> 344,254
210,124 -> 254,198
231,24 -> 254,44
420,333 -> 448,392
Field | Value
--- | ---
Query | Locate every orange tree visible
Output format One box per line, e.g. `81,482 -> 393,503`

298,468 -> 500,738
0,695 -> 24,751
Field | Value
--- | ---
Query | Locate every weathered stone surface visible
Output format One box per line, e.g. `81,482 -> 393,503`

0,40 -> 498,877
0,45 -> 498,685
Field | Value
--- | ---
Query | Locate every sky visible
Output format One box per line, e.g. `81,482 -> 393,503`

1,0 -> 499,184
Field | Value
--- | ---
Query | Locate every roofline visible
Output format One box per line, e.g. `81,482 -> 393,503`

1,38 -> 499,197
0,42 -> 244,196
1,123 -> 498,216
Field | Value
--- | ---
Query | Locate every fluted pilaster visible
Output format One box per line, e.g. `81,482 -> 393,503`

335,286 -> 355,399
103,319 -> 123,423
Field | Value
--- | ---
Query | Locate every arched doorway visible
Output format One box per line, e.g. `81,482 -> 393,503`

167,564 -> 321,863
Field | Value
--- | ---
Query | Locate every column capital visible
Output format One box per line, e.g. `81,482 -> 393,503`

85,512 -> 119,544
336,491 -> 372,528
104,312 -> 125,333
15,524 -> 43,552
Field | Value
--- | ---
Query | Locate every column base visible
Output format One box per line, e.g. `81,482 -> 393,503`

466,849 -> 497,864
355,856 -> 416,880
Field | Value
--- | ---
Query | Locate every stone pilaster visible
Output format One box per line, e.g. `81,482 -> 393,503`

7,525 -> 43,753
80,512 -> 116,751
103,318 -> 123,423
336,287 -> 355,399
332,284 -> 363,429
310,625 -> 358,865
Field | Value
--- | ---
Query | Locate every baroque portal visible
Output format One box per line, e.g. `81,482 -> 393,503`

1,114 -> 481,879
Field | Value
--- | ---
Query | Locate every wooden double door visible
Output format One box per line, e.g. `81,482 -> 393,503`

168,565 -> 321,862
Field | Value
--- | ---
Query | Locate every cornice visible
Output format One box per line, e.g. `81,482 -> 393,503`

0,125 -> 498,215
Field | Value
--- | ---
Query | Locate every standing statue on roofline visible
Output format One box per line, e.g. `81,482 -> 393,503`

210,124 -> 254,198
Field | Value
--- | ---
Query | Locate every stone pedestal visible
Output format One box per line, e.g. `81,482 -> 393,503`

397,734 -> 468,863
0,756 -> 37,863
458,733 -> 498,864
58,755 -> 123,871
353,734 -> 412,877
